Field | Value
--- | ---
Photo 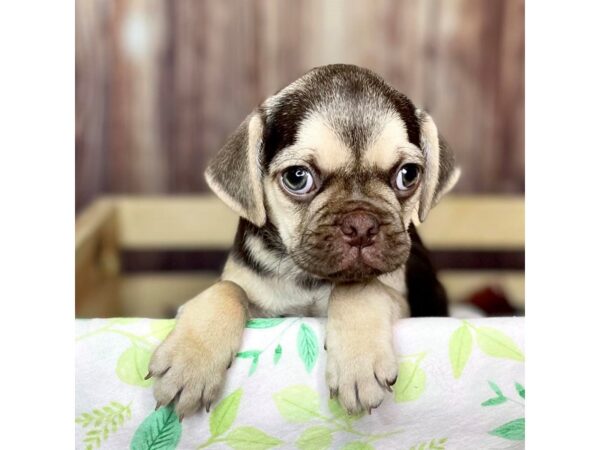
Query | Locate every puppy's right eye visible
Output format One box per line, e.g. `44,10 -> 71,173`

393,163 -> 421,194
281,166 -> 315,195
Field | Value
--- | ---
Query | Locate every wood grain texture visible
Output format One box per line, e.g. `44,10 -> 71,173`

76,0 -> 524,211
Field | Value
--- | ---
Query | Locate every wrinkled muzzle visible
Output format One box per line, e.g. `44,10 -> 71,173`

292,201 -> 411,282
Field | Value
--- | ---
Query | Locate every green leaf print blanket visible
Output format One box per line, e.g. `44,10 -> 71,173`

75,317 -> 524,449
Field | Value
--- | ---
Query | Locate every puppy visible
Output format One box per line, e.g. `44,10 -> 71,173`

148,64 -> 460,418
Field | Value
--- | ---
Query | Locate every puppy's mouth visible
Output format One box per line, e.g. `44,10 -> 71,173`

292,212 -> 410,283
322,245 -> 390,282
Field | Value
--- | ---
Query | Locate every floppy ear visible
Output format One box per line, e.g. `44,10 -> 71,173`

417,110 -> 461,222
205,110 -> 267,227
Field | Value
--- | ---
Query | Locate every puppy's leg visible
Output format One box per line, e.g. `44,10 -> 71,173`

148,281 -> 247,419
326,280 -> 401,414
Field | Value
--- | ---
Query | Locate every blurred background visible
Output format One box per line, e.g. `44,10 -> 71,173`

76,0 -> 524,318
76,0 -> 523,211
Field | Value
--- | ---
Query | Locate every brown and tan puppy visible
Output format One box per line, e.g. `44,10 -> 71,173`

148,64 -> 460,418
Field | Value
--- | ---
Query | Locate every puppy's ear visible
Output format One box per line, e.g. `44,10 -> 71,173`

205,110 -> 267,227
417,110 -> 461,222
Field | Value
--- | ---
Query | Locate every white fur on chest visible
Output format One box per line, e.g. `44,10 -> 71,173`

221,258 -> 331,317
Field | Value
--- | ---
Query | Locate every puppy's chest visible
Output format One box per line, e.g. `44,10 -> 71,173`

222,257 -> 332,317
249,278 -> 332,318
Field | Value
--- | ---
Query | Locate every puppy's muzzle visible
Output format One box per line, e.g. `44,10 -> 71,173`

340,212 -> 380,248
294,201 -> 410,282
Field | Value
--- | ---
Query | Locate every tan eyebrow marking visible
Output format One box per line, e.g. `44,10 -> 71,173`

271,112 -> 353,173
362,117 -> 420,170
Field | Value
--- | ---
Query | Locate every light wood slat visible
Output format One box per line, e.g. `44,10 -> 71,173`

418,195 -> 524,249
114,194 -> 524,250
115,196 -> 238,249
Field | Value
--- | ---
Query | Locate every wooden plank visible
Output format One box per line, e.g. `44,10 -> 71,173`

418,195 -> 524,250
116,195 -> 238,249
115,194 -> 523,250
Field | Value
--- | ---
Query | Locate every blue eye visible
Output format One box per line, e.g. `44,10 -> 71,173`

395,164 -> 421,191
281,166 -> 314,195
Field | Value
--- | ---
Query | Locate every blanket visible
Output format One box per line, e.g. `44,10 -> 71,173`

75,317 -> 525,450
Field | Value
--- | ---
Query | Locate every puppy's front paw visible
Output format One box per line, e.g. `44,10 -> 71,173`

148,327 -> 236,419
326,336 -> 398,414
147,281 -> 247,419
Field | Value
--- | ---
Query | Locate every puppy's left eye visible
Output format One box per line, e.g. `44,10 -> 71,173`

281,166 -> 315,195
394,164 -> 421,192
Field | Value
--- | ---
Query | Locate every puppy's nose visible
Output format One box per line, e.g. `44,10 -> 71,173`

340,212 -> 380,247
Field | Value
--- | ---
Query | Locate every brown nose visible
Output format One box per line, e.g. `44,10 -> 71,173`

340,212 -> 380,247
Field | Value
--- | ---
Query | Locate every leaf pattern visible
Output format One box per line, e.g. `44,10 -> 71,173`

237,350 -> 262,376
296,323 -> 319,373
130,405 -> 181,450
75,317 -> 523,449
150,320 -> 175,341
481,380 -> 508,406
481,396 -> 507,407
116,346 -> 153,387
210,388 -> 243,437
488,381 -> 503,397
394,361 -> 426,402
273,385 -> 321,422
475,326 -> 524,361
296,426 -> 333,450
273,344 -> 282,364
408,438 -> 448,450
479,380 -> 525,442
489,418 -> 525,440
342,443 -> 375,450
449,322 -> 473,378
76,401 -> 132,450
515,382 -> 525,399
225,426 -> 283,450
328,398 -> 364,422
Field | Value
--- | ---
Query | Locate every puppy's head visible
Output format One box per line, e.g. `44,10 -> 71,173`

206,64 -> 460,283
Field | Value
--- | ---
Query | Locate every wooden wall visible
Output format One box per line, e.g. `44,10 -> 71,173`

76,0 -> 524,211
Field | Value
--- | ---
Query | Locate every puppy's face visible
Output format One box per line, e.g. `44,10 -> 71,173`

206,65 -> 459,283
264,111 -> 423,282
